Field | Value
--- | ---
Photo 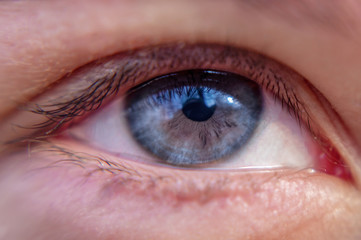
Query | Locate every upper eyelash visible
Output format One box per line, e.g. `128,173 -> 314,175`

31,73 -> 120,133
27,43 -> 312,137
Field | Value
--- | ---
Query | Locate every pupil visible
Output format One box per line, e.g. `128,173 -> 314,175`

182,97 -> 216,122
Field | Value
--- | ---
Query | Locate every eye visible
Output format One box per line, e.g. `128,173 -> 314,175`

22,43 -> 351,179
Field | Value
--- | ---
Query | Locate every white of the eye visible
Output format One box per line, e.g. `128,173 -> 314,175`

218,93 -> 313,169
68,92 -> 313,169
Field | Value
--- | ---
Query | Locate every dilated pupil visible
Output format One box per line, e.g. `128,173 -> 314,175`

182,89 -> 216,122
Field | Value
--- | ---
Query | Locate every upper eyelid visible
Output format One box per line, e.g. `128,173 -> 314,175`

27,43 -> 312,135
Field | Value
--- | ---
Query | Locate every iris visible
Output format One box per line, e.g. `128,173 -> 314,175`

125,70 -> 263,166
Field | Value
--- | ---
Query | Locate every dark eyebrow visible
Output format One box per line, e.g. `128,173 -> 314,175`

237,0 -> 360,36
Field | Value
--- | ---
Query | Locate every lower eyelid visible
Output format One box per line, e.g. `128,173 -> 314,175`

2,140 -> 361,239
26,131 -> 353,201
17,139 -> 341,205
9,139 -> 359,237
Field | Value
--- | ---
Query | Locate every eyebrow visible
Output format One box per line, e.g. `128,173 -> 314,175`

237,0 -> 360,35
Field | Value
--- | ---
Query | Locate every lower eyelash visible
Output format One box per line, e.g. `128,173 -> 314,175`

28,140 -> 137,175
26,140 -> 306,206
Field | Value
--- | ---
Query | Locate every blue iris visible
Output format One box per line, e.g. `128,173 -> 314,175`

125,70 -> 263,166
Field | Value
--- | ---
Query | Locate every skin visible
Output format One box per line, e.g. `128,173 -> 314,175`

0,0 -> 361,239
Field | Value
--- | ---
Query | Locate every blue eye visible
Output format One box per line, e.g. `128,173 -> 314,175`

21,43 -> 351,178
125,70 -> 263,166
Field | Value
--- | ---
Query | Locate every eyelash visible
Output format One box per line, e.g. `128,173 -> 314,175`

32,73 -> 120,133
29,43 -> 312,139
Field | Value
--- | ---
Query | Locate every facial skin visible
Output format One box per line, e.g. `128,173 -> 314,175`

0,1 -> 361,239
